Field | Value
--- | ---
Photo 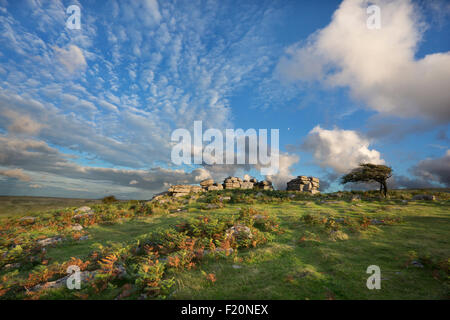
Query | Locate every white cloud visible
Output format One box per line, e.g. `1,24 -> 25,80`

265,152 -> 299,190
302,125 -> 385,174
3,109 -> 45,135
0,168 -> 31,181
276,0 -> 450,122
53,45 -> 87,73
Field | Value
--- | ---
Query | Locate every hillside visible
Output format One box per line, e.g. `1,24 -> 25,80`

0,189 -> 449,300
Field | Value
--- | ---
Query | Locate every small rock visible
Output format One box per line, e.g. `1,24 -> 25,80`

205,203 -> 219,210
411,260 -> 424,268
116,264 -> 127,279
75,206 -> 92,213
252,214 -> 267,221
412,194 -> 436,201
20,216 -> 37,224
71,224 -> 83,231
200,179 -> 215,187
37,236 -> 62,247
78,235 -> 89,241
73,211 -> 94,219
226,224 -> 253,240
30,270 -> 95,292
232,265 -> 242,269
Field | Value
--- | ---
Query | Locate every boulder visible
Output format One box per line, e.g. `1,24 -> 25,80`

75,206 -> 92,213
37,236 -> 62,247
286,176 -> 320,193
30,270 -> 96,292
240,181 -> 254,189
19,216 -> 37,224
207,184 -> 223,191
73,212 -> 94,220
412,194 -> 436,201
71,224 -> 84,231
168,185 -> 204,197
226,224 -> 253,240
200,179 -> 214,187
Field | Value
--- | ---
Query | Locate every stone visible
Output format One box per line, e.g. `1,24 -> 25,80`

207,184 -> 223,191
30,270 -> 96,292
73,212 -> 94,220
411,260 -> 424,268
286,176 -> 319,193
37,236 -> 62,247
226,224 -> 253,240
252,214 -> 267,221
255,180 -> 273,190
75,206 -> 92,213
329,230 -> 349,241
71,224 -> 83,231
173,192 -> 189,198
78,235 -> 89,241
200,179 -> 214,187
240,181 -> 254,189
412,194 -> 436,201
168,185 -> 204,197
19,216 -> 37,224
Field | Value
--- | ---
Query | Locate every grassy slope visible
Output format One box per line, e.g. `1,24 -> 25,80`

0,196 -> 102,218
1,191 -> 449,300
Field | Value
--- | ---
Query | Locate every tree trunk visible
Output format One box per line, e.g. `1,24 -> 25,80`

382,180 -> 388,197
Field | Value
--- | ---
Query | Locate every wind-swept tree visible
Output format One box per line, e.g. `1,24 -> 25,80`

340,163 -> 392,197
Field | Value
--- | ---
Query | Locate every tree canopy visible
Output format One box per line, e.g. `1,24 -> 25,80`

340,163 -> 392,197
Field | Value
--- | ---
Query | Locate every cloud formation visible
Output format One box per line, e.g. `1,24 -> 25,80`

0,168 -> 31,182
302,125 -> 385,174
53,45 -> 87,73
411,150 -> 450,186
276,0 -> 450,122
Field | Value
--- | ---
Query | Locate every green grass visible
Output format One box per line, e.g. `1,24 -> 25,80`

0,196 -> 102,218
0,191 -> 449,300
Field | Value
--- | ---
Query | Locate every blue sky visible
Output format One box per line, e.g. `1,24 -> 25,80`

0,0 -> 449,199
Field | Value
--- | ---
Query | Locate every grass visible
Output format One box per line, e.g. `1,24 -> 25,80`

0,190 -> 449,300
0,196 -> 101,218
